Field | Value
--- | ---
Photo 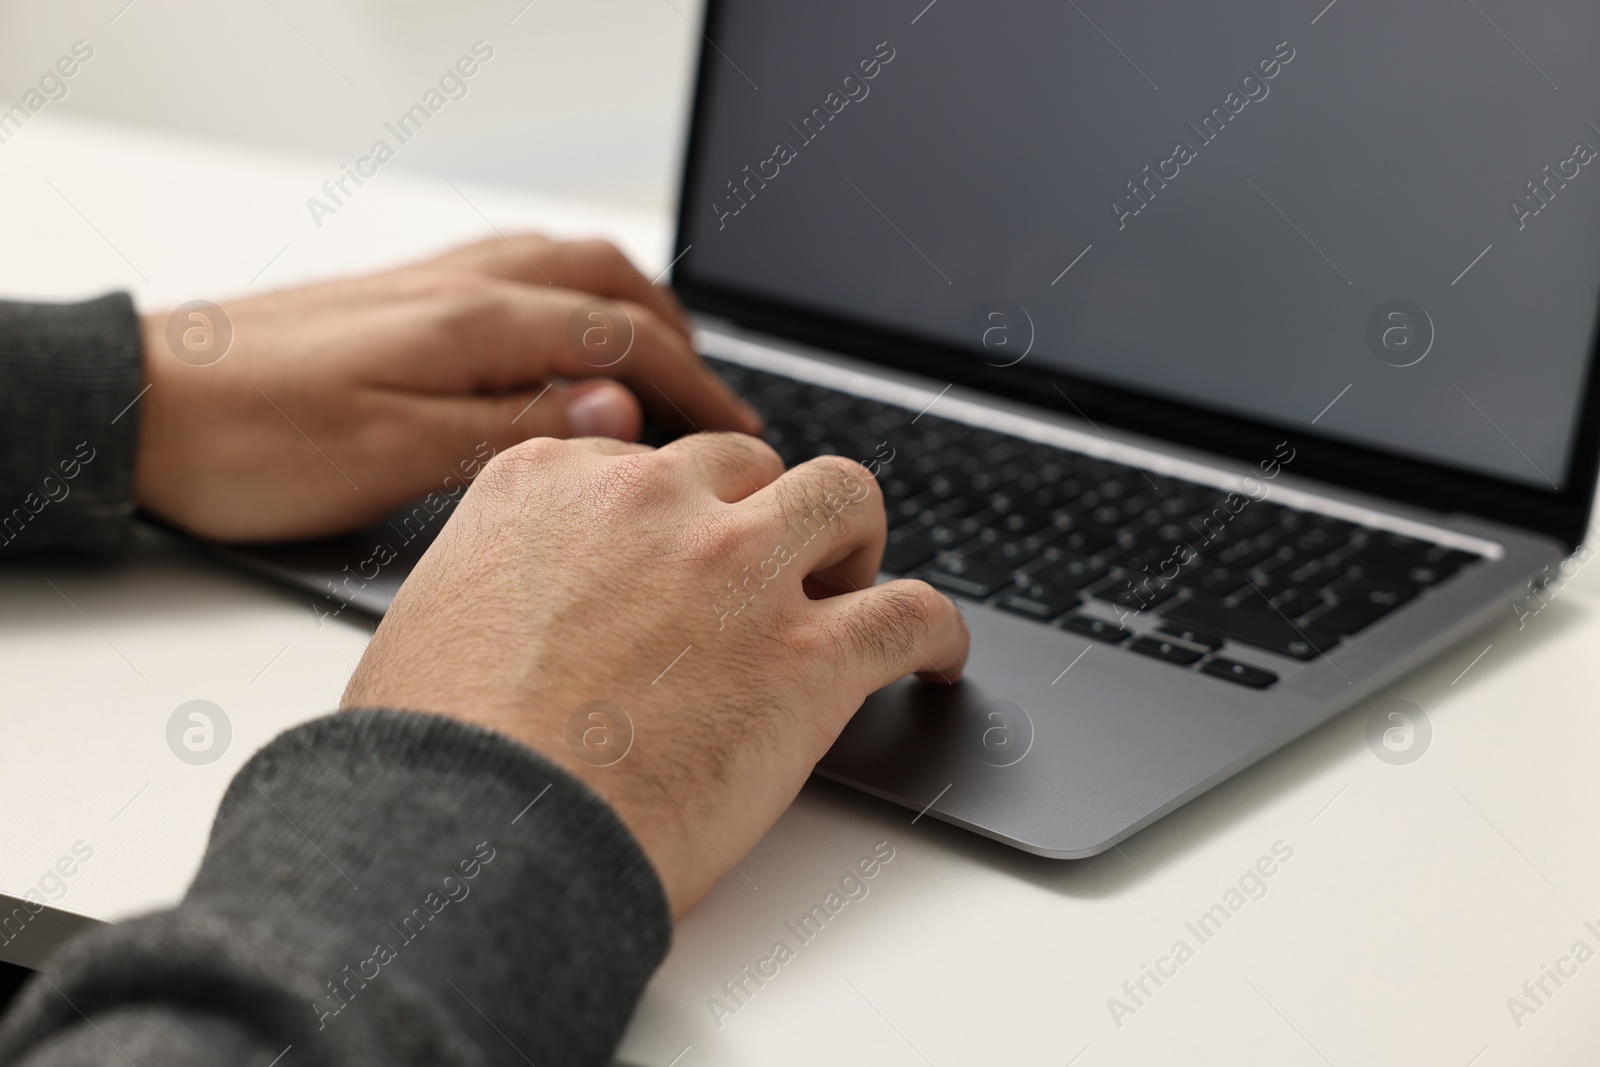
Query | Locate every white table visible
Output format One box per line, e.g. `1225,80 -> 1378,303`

3,116 -> 1599,1067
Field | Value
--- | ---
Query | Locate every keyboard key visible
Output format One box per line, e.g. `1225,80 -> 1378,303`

1284,556 -> 1344,589
1433,547 -> 1480,572
1148,521 -> 1193,546
1251,544 -> 1307,575
1348,532 -> 1432,570
1220,537 -> 1284,569
1345,536 -> 1477,583
882,539 -> 937,575
1302,513 -> 1358,536
1156,622 -> 1224,651
1162,600 -> 1339,661
1308,578 -> 1418,634
1118,552 -> 1178,583
1089,503 -> 1134,527
969,537 -> 1043,570
921,558 -> 1015,600
1095,539 -> 1145,566
1129,636 -> 1207,666
1228,501 -> 1286,532
967,469 -> 1009,494
1352,558 -> 1470,589
901,518 -> 978,548
1333,576 -> 1418,608
1264,587 -> 1320,617
993,508 -> 1054,537
1033,554 -> 1109,590
1308,598 -> 1391,635
1201,657 -> 1279,689
1172,565 -> 1247,598
1400,555 -> 1475,585
996,583 -> 1080,622
1061,614 -> 1132,643
1055,525 -> 1117,557
881,474 -> 926,501
1291,525 -> 1351,554
1098,581 -> 1178,611
889,496 -> 930,524
924,493 -> 984,519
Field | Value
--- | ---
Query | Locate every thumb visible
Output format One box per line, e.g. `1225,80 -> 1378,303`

508,378 -> 644,443
412,379 -> 645,473
817,579 -> 971,691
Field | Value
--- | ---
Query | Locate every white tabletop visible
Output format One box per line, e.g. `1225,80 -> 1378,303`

3,116 -> 1599,1067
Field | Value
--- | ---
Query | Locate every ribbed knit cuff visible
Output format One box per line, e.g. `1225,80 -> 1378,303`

0,710 -> 672,1067
0,293 -> 145,555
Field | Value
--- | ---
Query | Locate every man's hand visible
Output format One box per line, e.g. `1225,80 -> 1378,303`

135,234 -> 760,542
342,433 -> 969,917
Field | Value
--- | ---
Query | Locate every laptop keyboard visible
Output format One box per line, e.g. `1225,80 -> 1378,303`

709,357 -> 1484,690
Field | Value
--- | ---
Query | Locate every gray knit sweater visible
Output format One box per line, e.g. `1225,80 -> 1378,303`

0,296 -> 673,1066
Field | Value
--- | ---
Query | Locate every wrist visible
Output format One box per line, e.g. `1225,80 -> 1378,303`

345,680 -> 699,917
0,292 -> 144,553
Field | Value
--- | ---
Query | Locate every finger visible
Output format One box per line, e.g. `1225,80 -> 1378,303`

407,280 -> 760,435
814,579 -> 970,687
534,237 -> 695,340
743,455 -> 885,595
658,431 -> 785,503
406,379 -> 647,466
524,378 -> 644,441
559,295 -> 759,434
426,233 -> 694,339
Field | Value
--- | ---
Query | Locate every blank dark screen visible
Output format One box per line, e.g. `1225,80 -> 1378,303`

679,0 -> 1600,491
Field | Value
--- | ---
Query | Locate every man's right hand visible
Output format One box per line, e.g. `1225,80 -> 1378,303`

342,433 -> 969,917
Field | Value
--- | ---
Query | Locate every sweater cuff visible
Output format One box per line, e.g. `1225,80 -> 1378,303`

0,293 -> 145,555
0,710 -> 672,1067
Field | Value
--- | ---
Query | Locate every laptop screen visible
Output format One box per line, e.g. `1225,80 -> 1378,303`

676,1 -> 1600,492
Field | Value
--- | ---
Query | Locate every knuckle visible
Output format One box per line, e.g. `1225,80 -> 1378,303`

740,432 -> 786,468
703,430 -> 782,471
402,271 -> 505,335
697,508 -> 759,560
889,580 -> 947,628
618,300 -> 666,339
779,455 -> 879,531
578,237 -> 627,265
399,268 -> 497,305
481,232 -> 549,265
471,437 -> 569,508
805,454 -> 878,501
488,436 -> 566,477
638,445 -> 686,480
780,614 -> 836,666
839,581 -> 944,665
588,451 -> 665,511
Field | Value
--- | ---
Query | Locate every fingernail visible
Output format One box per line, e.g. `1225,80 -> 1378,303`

567,383 -> 635,439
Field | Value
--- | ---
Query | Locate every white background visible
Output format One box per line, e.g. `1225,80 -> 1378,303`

1,0 -> 701,212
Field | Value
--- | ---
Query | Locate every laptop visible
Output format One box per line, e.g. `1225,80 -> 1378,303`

223,0 -> 1600,857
